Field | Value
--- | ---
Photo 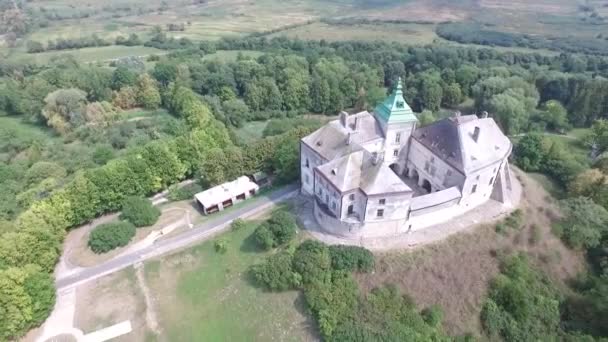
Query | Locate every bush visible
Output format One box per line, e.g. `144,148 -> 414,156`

167,183 -> 203,201
88,221 -> 136,253
252,210 -> 297,250
329,245 -> 375,272
251,250 -> 301,291
293,240 -> 332,285
230,218 -> 246,232
119,196 -> 161,227
481,254 -> 561,341
253,223 -> 275,250
214,239 -> 228,254
554,197 -> 608,249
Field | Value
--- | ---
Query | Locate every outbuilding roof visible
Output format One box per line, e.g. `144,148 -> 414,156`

194,176 -> 259,209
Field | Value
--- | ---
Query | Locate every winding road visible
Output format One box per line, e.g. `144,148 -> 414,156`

55,184 -> 299,290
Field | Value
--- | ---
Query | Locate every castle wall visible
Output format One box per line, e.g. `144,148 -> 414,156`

300,142 -> 326,195
364,192 -> 412,222
339,189 -> 367,221
313,169 -> 341,217
459,159 -> 504,209
406,139 -> 464,192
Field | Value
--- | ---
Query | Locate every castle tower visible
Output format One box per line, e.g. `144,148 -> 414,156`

373,78 -> 418,167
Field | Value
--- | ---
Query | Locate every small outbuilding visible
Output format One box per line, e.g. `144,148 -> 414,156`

194,176 -> 259,215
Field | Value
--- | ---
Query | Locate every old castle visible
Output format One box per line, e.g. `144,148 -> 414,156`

300,79 -> 514,237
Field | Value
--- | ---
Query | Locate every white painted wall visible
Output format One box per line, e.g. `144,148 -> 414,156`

300,142 -> 326,195
364,192 -> 412,222
406,139 -> 465,191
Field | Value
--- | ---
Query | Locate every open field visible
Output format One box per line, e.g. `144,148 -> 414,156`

142,220 -> 317,341
7,46 -> 165,64
270,21 -> 438,44
75,267 -> 151,340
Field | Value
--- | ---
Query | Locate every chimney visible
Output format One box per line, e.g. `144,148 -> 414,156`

352,117 -> 359,131
371,152 -> 381,165
453,110 -> 461,118
339,111 -> 349,128
473,126 -> 480,142
481,111 -> 488,118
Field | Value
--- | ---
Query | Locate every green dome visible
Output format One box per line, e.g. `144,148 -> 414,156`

374,78 -> 417,124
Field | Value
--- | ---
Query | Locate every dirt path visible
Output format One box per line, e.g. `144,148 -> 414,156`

135,264 -> 160,336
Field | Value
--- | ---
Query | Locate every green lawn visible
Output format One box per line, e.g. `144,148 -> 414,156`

10,45 -> 165,64
234,120 -> 268,143
144,220 -> 315,341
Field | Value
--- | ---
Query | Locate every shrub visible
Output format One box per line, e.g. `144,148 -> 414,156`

554,197 -> 608,249
422,305 -> 444,328
293,240 -> 332,285
214,239 -> 228,254
251,250 -> 301,291
329,245 -> 375,272
230,218 -> 246,232
252,211 -> 297,250
253,223 -> 275,250
88,221 -> 136,253
167,183 -> 203,201
119,196 -> 161,227
481,254 -> 561,341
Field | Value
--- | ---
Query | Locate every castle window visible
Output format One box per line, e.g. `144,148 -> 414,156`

489,177 -> 494,185
396,101 -> 405,109
349,194 -> 355,201
424,161 -> 430,172
325,194 -> 329,203
476,175 -> 480,180
430,166 -> 437,176
305,159 -> 310,168
305,174 -> 309,184
393,149 -> 399,157
331,202 -> 336,210
379,198 -> 386,205
317,187 -> 322,195
471,184 -> 477,194
395,132 -> 401,143
377,209 -> 384,218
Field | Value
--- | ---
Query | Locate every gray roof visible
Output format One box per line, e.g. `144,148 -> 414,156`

316,150 -> 411,195
412,115 -> 511,174
302,111 -> 384,160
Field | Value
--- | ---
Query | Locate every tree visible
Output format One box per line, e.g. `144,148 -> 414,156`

135,74 -> 161,109
514,134 -> 545,172
554,197 -> 608,249
252,211 -> 297,250
442,83 -> 463,108
119,196 -> 160,227
26,40 -> 44,53
481,254 -> 561,341
221,98 -> 249,127
417,109 -> 435,127
538,100 -> 569,132
586,119 -> 608,155
24,162 -> 66,186
419,78 -> 443,111
111,66 -> 137,90
489,92 -> 528,134
88,221 -> 136,253
272,137 -> 300,183
41,88 -> 88,134
112,86 -> 138,109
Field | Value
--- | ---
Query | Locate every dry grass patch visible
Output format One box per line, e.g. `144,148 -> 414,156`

74,268 -> 151,340
357,171 -> 585,336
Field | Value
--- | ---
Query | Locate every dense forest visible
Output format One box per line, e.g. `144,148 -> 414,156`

2,30 -> 608,340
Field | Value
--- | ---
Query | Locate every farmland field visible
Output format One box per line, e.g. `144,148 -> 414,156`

7,46 -> 165,64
